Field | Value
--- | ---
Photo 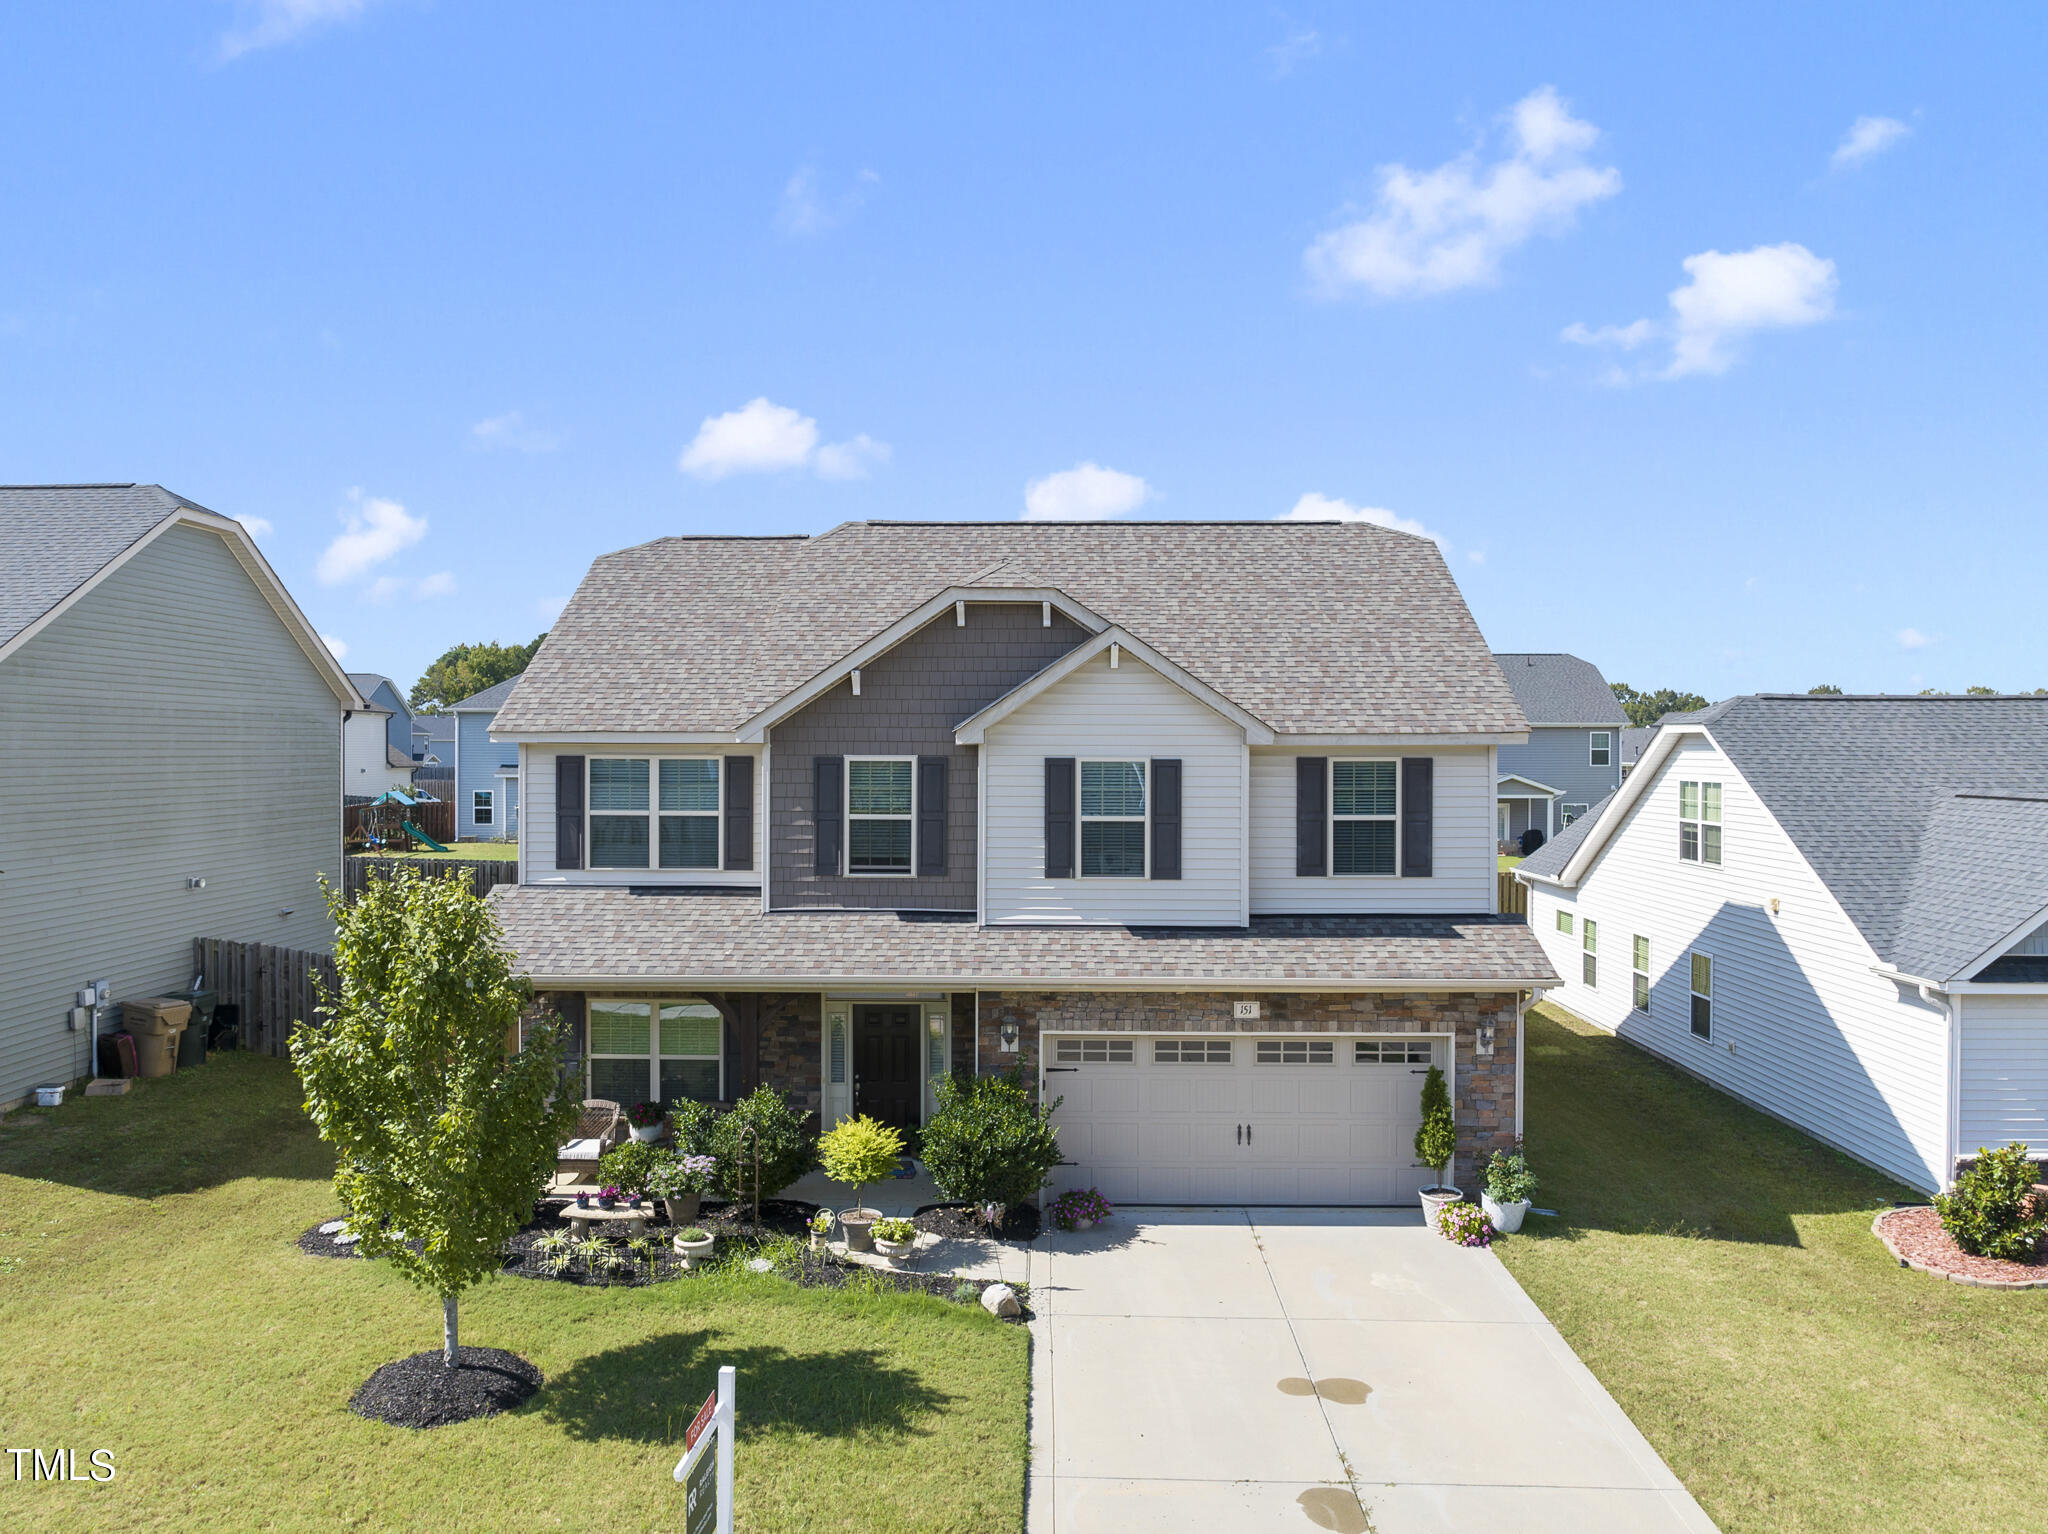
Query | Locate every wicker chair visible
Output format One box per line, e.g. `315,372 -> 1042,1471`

555,1098 -> 625,1186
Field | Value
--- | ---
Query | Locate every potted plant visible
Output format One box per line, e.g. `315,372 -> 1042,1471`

871,1216 -> 917,1264
816,1113 -> 905,1253
808,1208 -> 833,1251
673,1226 -> 715,1269
1437,1201 -> 1494,1247
1413,1065 -> 1460,1223
1480,1148 -> 1537,1235
574,1189 -> 591,1210
626,1100 -> 666,1144
596,1185 -> 619,1211
647,1152 -> 717,1226
1048,1188 -> 1112,1232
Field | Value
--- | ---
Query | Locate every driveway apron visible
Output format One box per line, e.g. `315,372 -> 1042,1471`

1026,1207 -> 1717,1534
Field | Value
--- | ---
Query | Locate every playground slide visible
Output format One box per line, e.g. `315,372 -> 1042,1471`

403,821 -> 451,852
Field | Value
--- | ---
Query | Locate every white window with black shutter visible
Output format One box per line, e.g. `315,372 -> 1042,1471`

552,753 -> 755,874
1295,754 -> 1433,881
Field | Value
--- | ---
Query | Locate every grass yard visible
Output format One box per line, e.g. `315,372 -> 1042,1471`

0,1055 -> 1027,1532
1500,1002 -> 2048,1534
357,841 -> 520,861
1497,853 -> 1523,871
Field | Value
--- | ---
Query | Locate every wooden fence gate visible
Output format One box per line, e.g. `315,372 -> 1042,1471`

192,938 -> 339,1058
1497,870 -> 1529,917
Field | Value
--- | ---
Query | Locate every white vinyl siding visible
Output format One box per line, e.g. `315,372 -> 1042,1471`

1958,993 -> 2048,1158
1525,734 -> 1951,1193
520,744 -> 764,888
982,651 -> 1243,925
1250,747 -> 1494,915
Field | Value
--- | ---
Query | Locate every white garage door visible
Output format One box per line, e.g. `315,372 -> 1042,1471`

1042,1033 -> 1443,1206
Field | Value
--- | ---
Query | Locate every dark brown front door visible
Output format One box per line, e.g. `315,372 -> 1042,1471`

853,1005 -> 921,1133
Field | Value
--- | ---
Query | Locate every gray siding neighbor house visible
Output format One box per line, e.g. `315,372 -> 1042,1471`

1493,653 -> 1628,849
489,520 -> 1557,1200
1517,695 -> 2048,1192
0,485 -> 361,1108
453,673 -> 526,840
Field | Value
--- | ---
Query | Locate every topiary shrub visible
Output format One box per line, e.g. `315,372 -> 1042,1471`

1413,1065 -> 1457,1191
1935,1143 -> 2047,1260
707,1086 -> 815,1203
816,1114 -> 905,1216
920,1071 -> 1063,1227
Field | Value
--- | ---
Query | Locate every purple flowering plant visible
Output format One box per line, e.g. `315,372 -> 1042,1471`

1049,1188 -> 1113,1231
1437,1200 -> 1493,1248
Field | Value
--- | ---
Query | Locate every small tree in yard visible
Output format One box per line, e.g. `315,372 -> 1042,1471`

817,1115 -> 905,1220
1413,1065 -> 1458,1193
920,1071 -> 1064,1231
293,871 -> 578,1369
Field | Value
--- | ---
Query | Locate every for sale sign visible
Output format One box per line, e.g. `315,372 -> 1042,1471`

684,1389 -> 718,1452
673,1366 -> 735,1534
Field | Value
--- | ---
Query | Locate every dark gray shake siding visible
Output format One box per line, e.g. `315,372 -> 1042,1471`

768,603 -> 1089,909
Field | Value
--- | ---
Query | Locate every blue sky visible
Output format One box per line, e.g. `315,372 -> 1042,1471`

3,4 -> 2042,698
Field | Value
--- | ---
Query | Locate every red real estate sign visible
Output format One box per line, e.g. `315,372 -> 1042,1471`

684,1389 -> 718,1453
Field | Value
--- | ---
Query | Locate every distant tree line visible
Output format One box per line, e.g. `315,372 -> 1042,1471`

1615,680 -> 2040,723
409,635 -> 547,712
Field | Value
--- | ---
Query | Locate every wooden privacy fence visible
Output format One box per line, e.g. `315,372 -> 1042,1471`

1498,870 -> 1529,917
192,937 -> 338,1058
341,855 -> 519,903
343,797 -> 454,849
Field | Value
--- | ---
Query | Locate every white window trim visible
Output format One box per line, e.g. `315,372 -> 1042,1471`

1560,803 -> 1589,825
845,754 -> 917,878
1077,757 -> 1149,880
585,997 -> 726,1107
1589,731 -> 1612,767
1582,917 -> 1598,990
1678,779 -> 1724,868
1631,934 -> 1650,1013
586,755 -> 726,873
1688,951 -> 1714,1041
1329,757 -> 1400,878
1556,909 -> 1574,935
473,788 -> 493,826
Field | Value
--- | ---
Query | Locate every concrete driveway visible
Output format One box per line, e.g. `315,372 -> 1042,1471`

1027,1208 -> 1716,1534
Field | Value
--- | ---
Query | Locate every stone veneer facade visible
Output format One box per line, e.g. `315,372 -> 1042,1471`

974,989 -> 1521,1185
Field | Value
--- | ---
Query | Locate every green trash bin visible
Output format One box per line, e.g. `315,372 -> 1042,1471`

165,988 -> 216,1068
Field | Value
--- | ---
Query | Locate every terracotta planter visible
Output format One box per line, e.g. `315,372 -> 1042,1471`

1418,1186 -> 1462,1226
663,1193 -> 701,1226
839,1208 -> 881,1253
1481,1193 -> 1529,1234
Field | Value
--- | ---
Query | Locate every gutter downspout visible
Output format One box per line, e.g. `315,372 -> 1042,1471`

1927,983 -> 1959,1190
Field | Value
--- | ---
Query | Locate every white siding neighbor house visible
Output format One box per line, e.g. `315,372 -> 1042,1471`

1517,694 -> 2048,1192
0,485 -> 362,1108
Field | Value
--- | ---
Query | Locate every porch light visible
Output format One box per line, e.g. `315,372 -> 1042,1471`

999,1021 -> 1020,1053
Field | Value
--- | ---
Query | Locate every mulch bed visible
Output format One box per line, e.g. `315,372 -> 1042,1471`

297,1221 -> 426,1261
349,1347 -> 542,1428
913,1201 -> 1041,1242
1873,1205 -> 2048,1289
777,1245 -> 1031,1320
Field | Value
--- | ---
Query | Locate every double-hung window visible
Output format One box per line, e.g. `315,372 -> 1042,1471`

1689,953 -> 1713,1039
1582,918 -> 1598,988
473,789 -> 493,826
847,757 -> 913,874
1679,780 -> 1723,865
1331,759 -> 1397,875
1561,803 -> 1588,825
658,759 -> 720,869
587,757 -> 724,870
1556,909 -> 1574,936
589,758 -> 651,868
586,998 -> 724,1107
1590,731 -> 1612,767
1632,935 -> 1650,1012
1080,760 -> 1147,877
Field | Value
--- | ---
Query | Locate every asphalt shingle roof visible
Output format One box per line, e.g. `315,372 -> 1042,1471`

452,673 -> 525,712
493,521 -> 1528,737
1515,791 -> 1615,880
0,483 -> 200,648
1491,653 -> 1628,727
489,888 -> 1556,988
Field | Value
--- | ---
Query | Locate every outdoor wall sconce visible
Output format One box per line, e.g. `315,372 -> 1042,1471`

1476,1023 -> 1496,1059
999,1021 -> 1021,1053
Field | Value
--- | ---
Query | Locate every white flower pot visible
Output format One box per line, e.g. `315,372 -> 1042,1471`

873,1236 -> 915,1264
1418,1186 -> 1462,1225
629,1124 -> 663,1143
1481,1193 -> 1529,1234
673,1233 -> 715,1269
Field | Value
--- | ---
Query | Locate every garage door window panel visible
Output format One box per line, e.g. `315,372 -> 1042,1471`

1053,1037 -> 1134,1064
1154,1038 -> 1232,1064
1257,1039 -> 1335,1065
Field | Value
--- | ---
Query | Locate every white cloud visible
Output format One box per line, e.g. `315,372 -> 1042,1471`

1898,626 -> 1936,649
366,570 -> 455,605
470,410 -> 563,454
1266,24 -> 1321,78
319,632 -> 349,660
1832,115 -> 1911,170
1305,86 -> 1620,299
413,570 -> 456,599
776,167 -> 880,237
815,434 -> 893,481
219,0 -> 377,61
1467,548 -> 1486,565
232,513 -> 273,539
1565,243 -> 1837,380
1278,492 -> 1445,552
537,595 -> 568,623
316,491 -> 426,585
1023,463 -> 1154,522
677,397 -> 889,482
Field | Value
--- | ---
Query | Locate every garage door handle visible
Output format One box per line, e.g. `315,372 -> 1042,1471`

1246,1124 -> 1252,1146
1236,1124 -> 1242,1145
1046,1066 -> 1078,1073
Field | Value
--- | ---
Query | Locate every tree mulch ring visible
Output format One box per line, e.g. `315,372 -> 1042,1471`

349,1347 -> 542,1428
1873,1205 -> 2048,1289
776,1245 -> 1032,1321
913,1201 -> 1040,1242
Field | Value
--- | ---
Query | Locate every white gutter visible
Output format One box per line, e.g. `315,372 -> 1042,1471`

512,973 -> 1564,994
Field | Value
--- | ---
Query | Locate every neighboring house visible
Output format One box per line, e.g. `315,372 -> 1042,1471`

0,484 -> 359,1107
343,672 -> 418,800
1516,694 -> 2048,1193
488,520 -> 1555,1202
1618,725 -> 1658,779
453,673 -> 525,840
410,711 -> 455,803
1492,653 -> 1628,847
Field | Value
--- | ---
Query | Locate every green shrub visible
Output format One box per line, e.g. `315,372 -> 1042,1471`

817,1114 -> 905,1213
871,1217 -> 916,1243
596,1140 -> 666,1198
1413,1065 -> 1456,1189
1483,1149 -> 1537,1205
920,1071 -> 1063,1222
665,1097 -> 716,1156
1935,1143 -> 2047,1260
707,1086 -> 815,1201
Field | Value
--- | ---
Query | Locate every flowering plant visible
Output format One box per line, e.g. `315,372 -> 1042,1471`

808,1208 -> 834,1235
646,1153 -> 718,1199
1483,1149 -> 1538,1205
871,1217 -> 917,1244
627,1101 -> 665,1129
1437,1200 -> 1493,1247
598,1185 -> 620,1201
1048,1188 -> 1113,1231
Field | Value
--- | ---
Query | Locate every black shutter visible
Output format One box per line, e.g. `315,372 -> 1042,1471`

1044,757 -> 1076,878
1295,756 -> 1327,876
916,755 -> 948,877
813,756 -> 843,876
1401,757 -> 1434,877
723,755 -> 754,871
555,755 -> 585,870
1150,758 -> 1182,879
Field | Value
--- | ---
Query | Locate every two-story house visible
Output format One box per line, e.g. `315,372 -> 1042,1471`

1517,694 -> 2048,1193
343,671 -> 420,799
488,521 -> 1556,1201
1493,653 -> 1627,849
451,673 -> 524,841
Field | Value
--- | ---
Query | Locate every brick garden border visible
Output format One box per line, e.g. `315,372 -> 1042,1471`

1871,1206 -> 2048,1291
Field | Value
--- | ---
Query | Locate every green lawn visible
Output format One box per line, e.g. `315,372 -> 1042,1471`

0,1055 -> 1026,1532
1497,853 -> 1523,871
1499,1003 -> 2048,1534
357,841 -> 520,861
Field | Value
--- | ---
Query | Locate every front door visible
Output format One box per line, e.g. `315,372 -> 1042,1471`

852,1005 -> 921,1133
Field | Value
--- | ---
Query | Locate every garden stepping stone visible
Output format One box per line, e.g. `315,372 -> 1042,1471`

318,1220 -> 347,1235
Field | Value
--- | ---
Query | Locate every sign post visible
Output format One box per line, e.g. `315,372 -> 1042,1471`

673,1366 -> 735,1534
